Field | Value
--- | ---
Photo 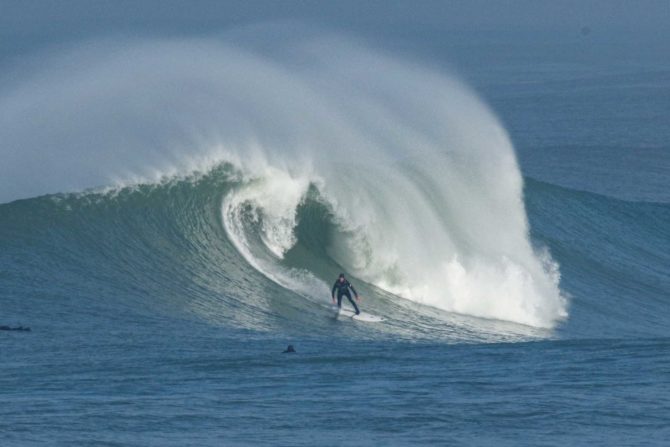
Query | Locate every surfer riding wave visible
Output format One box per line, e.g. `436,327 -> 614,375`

332,273 -> 360,315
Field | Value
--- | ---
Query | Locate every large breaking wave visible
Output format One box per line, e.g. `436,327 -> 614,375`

0,34 -> 567,329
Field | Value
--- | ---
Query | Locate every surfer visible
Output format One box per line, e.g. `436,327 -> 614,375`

332,273 -> 361,315
0,325 -> 31,331
283,345 -> 296,353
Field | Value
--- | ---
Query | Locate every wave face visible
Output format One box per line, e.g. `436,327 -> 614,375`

0,36 -> 567,330
525,178 -> 670,338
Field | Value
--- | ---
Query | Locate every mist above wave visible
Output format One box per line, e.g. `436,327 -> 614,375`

0,31 -> 567,328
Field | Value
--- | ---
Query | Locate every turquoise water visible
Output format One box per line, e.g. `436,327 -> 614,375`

2,29 -> 670,446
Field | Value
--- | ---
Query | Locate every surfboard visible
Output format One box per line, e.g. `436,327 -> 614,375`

352,313 -> 385,322
332,306 -> 385,322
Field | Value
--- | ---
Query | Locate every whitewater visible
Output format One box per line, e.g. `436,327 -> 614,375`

0,37 -> 566,329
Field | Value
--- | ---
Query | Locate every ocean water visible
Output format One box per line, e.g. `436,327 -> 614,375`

1,32 -> 669,446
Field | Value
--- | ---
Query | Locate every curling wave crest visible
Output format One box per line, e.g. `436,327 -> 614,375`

0,34 -> 568,328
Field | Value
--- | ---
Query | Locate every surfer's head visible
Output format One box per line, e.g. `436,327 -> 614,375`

338,273 -> 345,282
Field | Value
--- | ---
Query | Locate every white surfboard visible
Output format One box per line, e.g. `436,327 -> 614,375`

332,306 -> 385,322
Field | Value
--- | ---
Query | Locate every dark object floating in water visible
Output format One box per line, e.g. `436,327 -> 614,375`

283,344 -> 296,353
0,326 -> 31,332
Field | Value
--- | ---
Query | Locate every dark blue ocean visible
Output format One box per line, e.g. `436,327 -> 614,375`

1,16 -> 669,446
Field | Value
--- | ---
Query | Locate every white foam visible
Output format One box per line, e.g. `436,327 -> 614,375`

0,32 -> 568,328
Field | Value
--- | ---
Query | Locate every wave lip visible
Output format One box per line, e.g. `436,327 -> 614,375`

0,32 -> 568,328
219,156 -> 567,329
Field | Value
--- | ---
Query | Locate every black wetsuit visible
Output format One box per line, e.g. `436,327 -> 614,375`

332,279 -> 360,315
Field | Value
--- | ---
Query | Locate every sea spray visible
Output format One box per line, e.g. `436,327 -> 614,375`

0,34 -> 567,328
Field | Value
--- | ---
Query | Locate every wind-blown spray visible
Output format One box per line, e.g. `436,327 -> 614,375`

0,34 -> 567,328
